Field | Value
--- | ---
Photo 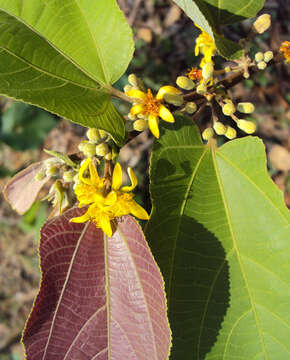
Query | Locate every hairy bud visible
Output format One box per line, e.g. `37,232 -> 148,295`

133,119 -> 148,132
196,83 -> 207,95
185,102 -> 197,114
105,152 -> 112,161
63,170 -> 75,183
83,143 -> 96,157
237,119 -> 257,134
176,76 -> 195,90
128,74 -> 139,88
237,102 -> 255,114
264,51 -> 274,62
164,93 -> 184,106
213,122 -> 227,135
86,128 -> 100,142
124,84 -> 133,93
202,127 -> 214,141
35,169 -> 46,181
202,63 -> 214,80
253,14 -> 271,34
225,126 -> 237,139
255,52 -> 264,62
95,143 -> 109,157
222,102 -> 236,116
257,61 -> 267,70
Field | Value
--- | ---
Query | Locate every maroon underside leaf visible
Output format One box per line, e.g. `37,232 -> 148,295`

23,208 -> 171,360
3,161 -> 48,214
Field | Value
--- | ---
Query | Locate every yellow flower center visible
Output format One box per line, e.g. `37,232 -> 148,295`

142,89 -> 161,117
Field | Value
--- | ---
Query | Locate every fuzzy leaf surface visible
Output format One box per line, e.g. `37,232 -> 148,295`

146,117 -> 290,359
0,0 -> 134,143
3,161 -> 48,214
23,209 -> 171,360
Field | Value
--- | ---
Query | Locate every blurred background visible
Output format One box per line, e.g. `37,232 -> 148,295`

0,0 -> 289,358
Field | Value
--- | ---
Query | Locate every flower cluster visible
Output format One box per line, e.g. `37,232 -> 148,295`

70,158 -> 149,236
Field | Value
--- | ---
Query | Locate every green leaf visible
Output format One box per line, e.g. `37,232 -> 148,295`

194,0 -> 265,25
44,149 -> 77,169
0,0 -> 134,144
146,116 -> 290,359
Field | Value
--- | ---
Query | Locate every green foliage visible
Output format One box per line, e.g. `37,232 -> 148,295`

0,102 -> 57,150
173,0 -> 264,59
146,116 -> 290,359
0,0 -> 134,144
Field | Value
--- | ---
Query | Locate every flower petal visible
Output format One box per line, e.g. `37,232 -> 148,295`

78,158 -> 92,185
121,168 -> 138,192
99,215 -> 112,237
156,85 -> 181,100
88,160 -> 100,185
148,114 -> 160,138
126,89 -> 147,101
70,211 -> 91,224
158,105 -> 174,123
105,191 -> 117,206
130,104 -> 145,116
129,200 -> 150,220
112,163 -> 123,191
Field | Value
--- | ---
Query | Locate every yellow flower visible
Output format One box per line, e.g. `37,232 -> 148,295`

194,24 -> 216,67
187,67 -> 203,81
280,41 -> 290,62
126,86 -> 180,138
70,159 -> 149,236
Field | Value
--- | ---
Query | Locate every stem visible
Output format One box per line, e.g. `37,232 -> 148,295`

108,86 -> 136,103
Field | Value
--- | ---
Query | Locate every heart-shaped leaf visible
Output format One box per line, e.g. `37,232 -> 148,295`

146,116 -> 290,359
23,209 -> 171,360
0,0 -> 134,144
3,161 -> 48,214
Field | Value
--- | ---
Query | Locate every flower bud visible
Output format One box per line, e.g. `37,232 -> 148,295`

253,14 -> 271,34
264,51 -> 273,62
185,102 -> 197,114
237,102 -> 255,114
127,112 -> 136,121
163,93 -> 184,106
225,126 -> 237,139
63,170 -> 75,183
86,128 -> 100,142
124,84 -> 133,93
95,143 -> 109,157
255,52 -> 264,62
46,165 -> 58,177
133,119 -> 148,132
202,63 -> 214,80
257,61 -> 267,70
202,128 -> 214,141
35,169 -> 46,181
176,76 -> 195,90
222,102 -> 236,116
237,119 -> 256,134
213,122 -> 227,135
83,143 -> 96,157
105,152 -> 112,161
78,142 -> 86,152
128,73 -> 139,88
99,130 -> 108,139
196,83 -> 207,95
225,66 -> 231,73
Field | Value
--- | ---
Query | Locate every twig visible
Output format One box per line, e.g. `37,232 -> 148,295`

128,0 -> 143,26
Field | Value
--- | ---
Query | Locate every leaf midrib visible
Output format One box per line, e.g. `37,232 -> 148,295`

0,7 -> 108,90
212,146 -> 268,360
42,222 -> 90,360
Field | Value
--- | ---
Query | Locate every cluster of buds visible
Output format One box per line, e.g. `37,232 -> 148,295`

254,50 -> 273,70
78,128 -> 112,160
